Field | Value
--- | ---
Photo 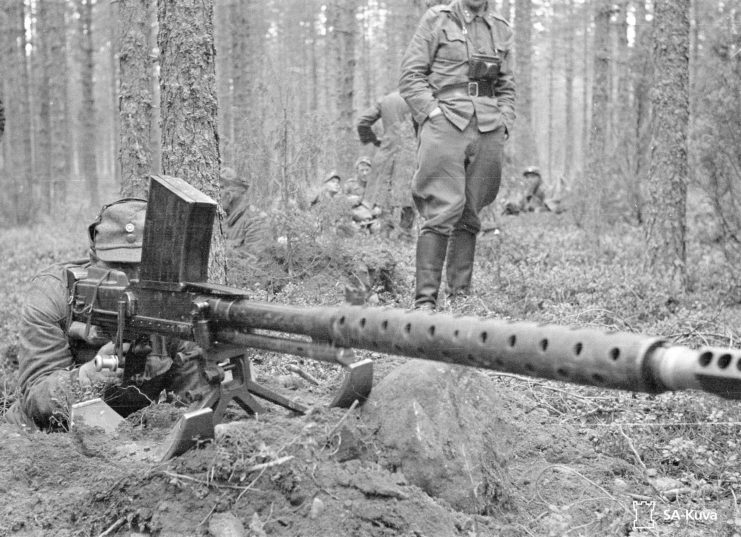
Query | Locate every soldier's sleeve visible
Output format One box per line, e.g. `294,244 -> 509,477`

357,102 -> 381,146
494,25 -> 516,135
17,273 -> 79,428
399,10 -> 440,126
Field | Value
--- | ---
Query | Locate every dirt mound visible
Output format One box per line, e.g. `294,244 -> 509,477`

0,360 -> 648,537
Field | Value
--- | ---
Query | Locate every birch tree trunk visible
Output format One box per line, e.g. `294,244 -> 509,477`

644,0 -> 689,291
158,0 -> 226,284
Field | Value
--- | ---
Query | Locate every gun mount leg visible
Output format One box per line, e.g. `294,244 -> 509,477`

197,348 -> 308,424
330,358 -> 373,408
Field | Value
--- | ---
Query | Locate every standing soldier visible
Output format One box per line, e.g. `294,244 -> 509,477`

357,90 -> 417,240
400,0 -> 515,309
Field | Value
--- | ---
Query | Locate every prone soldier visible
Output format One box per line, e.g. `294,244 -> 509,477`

4,199 -> 201,430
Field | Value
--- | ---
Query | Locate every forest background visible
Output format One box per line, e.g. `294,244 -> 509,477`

0,0 -> 739,293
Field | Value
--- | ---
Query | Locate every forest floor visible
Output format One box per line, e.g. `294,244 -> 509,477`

2,202 -> 741,537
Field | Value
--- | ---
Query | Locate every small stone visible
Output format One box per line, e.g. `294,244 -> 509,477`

309,497 -> 325,520
209,512 -> 245,537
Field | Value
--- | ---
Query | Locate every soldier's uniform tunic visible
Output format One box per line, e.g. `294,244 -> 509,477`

400,0 -> 515,235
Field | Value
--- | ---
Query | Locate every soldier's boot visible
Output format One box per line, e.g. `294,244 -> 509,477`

414,232 -> 448,310
445,229 -> 477,299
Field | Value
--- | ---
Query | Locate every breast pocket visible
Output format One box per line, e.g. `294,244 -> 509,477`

436,26 -> 467,62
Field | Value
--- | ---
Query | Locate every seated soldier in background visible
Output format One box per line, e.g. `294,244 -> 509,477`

522,166 -> 547,212
344,157 -> 372,204
502,166 -> 548,215
4,199 -> 201,430
310,171 -> 342,206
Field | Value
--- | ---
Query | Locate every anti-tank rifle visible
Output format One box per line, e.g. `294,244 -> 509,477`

68,175 -> 741,456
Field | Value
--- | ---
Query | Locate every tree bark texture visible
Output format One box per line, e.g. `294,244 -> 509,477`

158,0 -> 226,284
644,0 -> 689,291
118,0 -> 154,198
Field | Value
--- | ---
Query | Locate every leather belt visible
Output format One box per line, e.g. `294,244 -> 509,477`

434,80 -> 495,99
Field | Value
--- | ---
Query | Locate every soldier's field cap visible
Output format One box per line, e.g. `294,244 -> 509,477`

324,170 -> 341,183
355,156 -> 372,168
88,198 -> 147,263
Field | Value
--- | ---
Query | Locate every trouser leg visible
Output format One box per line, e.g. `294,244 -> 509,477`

414,231 -> 449,309
445,229 -> 477,296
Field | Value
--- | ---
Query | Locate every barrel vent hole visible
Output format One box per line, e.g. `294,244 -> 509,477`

737,358 -> 741,372
609,348 -> 620,361
718,354 -> 732,369
507,335 -> 517,347
480,331 -> 488,344
339,316 -> 346,325
428,326 -> 436,338
539,339 -> 548,352
574,342 -> 583,356
360,318 -> 366,328
592,373 -> 605,384
699,351 -> 713,367
556,368 -> 569,378
381,320 -> 389,331
404,323 -> 412,335
453,330 -> 460,339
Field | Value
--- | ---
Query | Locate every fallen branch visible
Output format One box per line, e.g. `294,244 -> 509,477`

286,364 -> 320,385
98,518 -> 125,537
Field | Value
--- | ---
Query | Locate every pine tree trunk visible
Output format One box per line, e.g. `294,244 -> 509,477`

48,0 -> 70,210
119,0 -> 154,198
563,0 -> 575,181
214,0 -> 232,168
36,1 -> 52,212
158,0 -> 226,284
644,0 -> 689,291
3,0 -> 34,223
631,0 -> 652,224
583,0 -> 611,237
109,0 -> 122,187
581,3 -> 590,173
77,0 -> 99,208
331,0 -> 357,174
513,0 -> 537,171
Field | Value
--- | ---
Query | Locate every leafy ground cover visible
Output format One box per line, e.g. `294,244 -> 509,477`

1,207 -> 741,536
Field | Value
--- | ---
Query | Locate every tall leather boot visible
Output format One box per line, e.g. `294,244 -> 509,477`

414,232 -> 448,310
445,229 -> 477,297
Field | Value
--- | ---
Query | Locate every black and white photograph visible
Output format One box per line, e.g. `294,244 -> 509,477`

1,0 -> 740,535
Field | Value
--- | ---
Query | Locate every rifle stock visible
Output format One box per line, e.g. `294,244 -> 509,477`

67,175 -> 741,429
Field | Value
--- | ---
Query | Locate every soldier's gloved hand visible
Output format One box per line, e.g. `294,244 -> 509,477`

78,341 -> 126,388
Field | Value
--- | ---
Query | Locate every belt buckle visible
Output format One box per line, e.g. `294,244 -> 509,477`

467,81 -> 479,97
